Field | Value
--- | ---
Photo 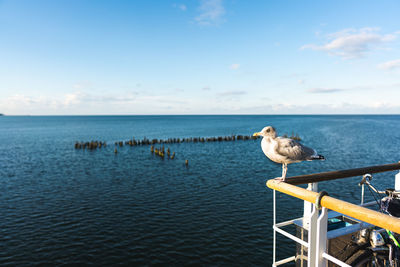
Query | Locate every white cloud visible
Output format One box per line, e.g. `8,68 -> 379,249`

2,92 -> 400,115
217,90 -> 246,97
230,63 -> 240,70
73,81 -> 93,89
63,91 -> 138,106
307,88 -> 345,94
9,94 -> 37,104
195,0 -> 225,26
301,27 -> 399,59
2,82 -> 399,115
173,3 -> 187,11
298,79 -> 305,85
378,59 -> 400,70
0,92 -> 141,114
235,102 -> 400,114
0,94 -> 62,114
64,92 -> 85,106
202,86 -> 211,91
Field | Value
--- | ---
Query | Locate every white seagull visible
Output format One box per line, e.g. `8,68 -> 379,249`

253,126 -> 324,181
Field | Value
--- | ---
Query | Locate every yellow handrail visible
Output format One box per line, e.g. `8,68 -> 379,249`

267,179 -> 400,234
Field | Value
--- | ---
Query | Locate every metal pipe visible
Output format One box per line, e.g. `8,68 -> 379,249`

273,225 -> 309,247
273,189 -> 276,265
274,256 -> 296,266
361,184 -> 364,205
322,253 -> 351,267
275,218 -> 299,227
282,162 -> 400,185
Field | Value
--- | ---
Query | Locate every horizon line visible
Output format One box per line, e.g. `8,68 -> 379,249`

2,113 -> 400,116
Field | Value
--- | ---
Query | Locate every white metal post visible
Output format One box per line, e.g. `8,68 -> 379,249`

303,183 -> 318,227
307,204 -> 319,267
395,171 -> 400,191
316,207 -> 328,267
361,183 -> 365,205
273,189 -> 276,266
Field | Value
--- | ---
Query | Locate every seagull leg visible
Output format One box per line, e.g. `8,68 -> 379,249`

275,163 -> 287,182
283,163 -> 287,180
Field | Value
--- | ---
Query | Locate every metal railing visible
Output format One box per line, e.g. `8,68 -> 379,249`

267,162 -> 400,267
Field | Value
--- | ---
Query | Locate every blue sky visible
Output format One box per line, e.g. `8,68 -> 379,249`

1,0 -> 400,115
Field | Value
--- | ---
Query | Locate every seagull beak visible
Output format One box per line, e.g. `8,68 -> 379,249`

253,132 -> 261,137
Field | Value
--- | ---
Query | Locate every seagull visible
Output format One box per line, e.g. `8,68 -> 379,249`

253,126 -> 324,181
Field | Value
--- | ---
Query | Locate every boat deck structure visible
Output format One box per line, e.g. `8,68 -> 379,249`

267,162 -> 400,267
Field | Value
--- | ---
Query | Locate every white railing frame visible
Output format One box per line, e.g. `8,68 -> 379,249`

272,183 -> 351,267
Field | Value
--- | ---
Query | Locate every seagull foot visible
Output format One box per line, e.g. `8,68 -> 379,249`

274,177 -> 286,183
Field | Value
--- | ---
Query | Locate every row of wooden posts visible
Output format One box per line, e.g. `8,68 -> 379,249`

118,135 -> 259,146
73,134 -> 301,167
73,133 -> 302,152
74,134 -> 261,150
74,141 -> 106,150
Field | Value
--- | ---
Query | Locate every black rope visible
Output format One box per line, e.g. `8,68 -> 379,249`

365,183 -> 383,212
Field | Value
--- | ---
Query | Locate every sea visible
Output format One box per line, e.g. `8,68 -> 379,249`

1,115 -> 400,266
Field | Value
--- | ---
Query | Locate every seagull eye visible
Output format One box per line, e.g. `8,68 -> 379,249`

266,128 -> 270,133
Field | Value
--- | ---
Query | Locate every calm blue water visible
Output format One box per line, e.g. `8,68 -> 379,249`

1,115 -> 399,266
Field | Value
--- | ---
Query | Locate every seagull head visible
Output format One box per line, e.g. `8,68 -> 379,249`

253,126 -> 277,138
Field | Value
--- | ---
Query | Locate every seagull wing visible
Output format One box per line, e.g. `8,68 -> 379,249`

275,137 -> 317,162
